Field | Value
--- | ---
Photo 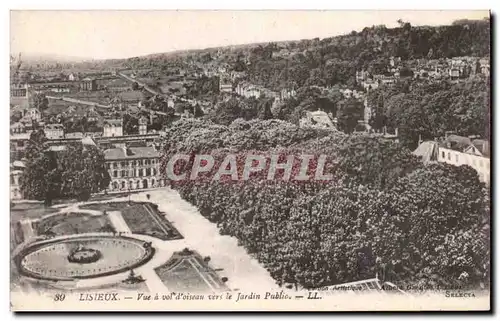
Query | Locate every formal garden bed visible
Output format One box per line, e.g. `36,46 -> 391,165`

155,248 -> 229,293
33,212 -> 115,237
120,203 -> 183,241
80,201 -> 183,241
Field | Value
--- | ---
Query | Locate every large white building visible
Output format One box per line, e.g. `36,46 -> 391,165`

103,119 -> 123,137
413,135 -> 490,184
104,145 -> 164,192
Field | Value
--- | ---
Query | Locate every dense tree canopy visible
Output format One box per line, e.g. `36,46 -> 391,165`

159,118 -> 489,291
21,130 -> 110,205
367,76 -> 489,149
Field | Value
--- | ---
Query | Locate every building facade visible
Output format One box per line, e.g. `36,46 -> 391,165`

104,146 -> 165,192
44,124 -> 65,139
438,147 -> 490,184
10,161 -> 25,200
413,136 -> 490,185
138,116 -> 148,135
80,78 -> 97,91
103,119 -> 123,137
11,83 -> 28,97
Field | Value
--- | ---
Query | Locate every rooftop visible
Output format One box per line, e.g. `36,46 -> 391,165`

65,132 -> 84,139
104,146 -> 160,160
45,124 -> 64,130
104,119 -> 123,127
412,141 -> 439,164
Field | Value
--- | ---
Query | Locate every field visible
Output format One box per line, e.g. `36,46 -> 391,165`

155,249 -> 229,293
116,90 -> 144,102
45,98 -> 96,116
67,90 -> 113,104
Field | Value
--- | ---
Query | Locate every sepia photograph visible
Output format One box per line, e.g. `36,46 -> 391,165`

8,9 -> 491,311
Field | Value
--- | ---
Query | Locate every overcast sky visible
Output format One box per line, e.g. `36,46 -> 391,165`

10,10 -> 489,60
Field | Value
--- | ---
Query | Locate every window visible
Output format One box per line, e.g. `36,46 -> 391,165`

17,141 -> 24,148
120,161 -> 126,167
146,168 -> 151,176
113,162 -> 118,169
448,152 -> 451,161
152,168 -> 156,176
138,160 -> 143,166
121,170 -> 126,177
455,154 -> 459,163
107,163 -> 111,169
131,160 -> 136,166
113,170 -> 117,178
139,169 -> 143,177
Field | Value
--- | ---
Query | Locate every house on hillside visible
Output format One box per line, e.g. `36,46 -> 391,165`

19,107 -> 42,124
44,123 -> 65,139
86,108 -> 100,122
299,110 -> 335,129
11,83 -> 29,98
80,77 -> 97,91
103,119 -> 123,137
68,73 -> 79,81
479,58 -> 490,76
10,122 -> 27,134
413,134 -> 490,184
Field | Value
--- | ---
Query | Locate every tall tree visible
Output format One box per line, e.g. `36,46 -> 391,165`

336,98 -> 364,134
21,135 -> 110,204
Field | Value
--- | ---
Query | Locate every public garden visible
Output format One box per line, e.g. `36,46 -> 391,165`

10,189 -> 278,294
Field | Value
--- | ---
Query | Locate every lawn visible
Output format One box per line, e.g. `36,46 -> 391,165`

34,212 -> 115,236
79,201 -> 133,212
79,201 -> 183,241
155,249 -> 229,293
11,202 -> 60,223
120,203 -> 183,241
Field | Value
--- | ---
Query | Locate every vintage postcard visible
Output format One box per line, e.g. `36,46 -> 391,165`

9,10 -> 491,311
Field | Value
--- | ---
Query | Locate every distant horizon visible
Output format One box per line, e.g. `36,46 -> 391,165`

11,10 -> 490,61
